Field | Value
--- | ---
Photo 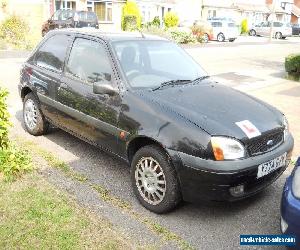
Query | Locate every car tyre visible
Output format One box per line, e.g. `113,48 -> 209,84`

23,93 -> 49,136
275,32 -> 282,39
203,33 -> 209,43
249,29 -> 256,36
217,33 -> 225,42
131,145 -> 182,214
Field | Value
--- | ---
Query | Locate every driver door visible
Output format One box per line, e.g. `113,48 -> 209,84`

56,36 -> 122,153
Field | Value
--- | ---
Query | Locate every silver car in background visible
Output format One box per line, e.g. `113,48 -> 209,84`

249,21 -> 292,39
208,18 -> 239,42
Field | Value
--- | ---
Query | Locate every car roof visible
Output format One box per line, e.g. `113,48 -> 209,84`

48,28 -> 169,42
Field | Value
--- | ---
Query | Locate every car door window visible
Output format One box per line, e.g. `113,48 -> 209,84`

66,38 -> 112,85
35,34 -> 70,72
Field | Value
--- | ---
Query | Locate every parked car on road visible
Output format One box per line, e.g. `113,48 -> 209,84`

179,19 -> 213,43
249,21 -> 292,39
292,23 -> 300,36
42,9 -> 99,36
281,157 -> 300,248
208,18 -> 238,42
19,29 -> 294,213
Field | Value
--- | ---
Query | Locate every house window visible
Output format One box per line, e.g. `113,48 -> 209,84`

94,2 -> 113,22
55,0 -> 76,11
208,10 -> 217,18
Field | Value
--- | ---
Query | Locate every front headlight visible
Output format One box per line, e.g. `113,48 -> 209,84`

211,136 -> 245,161
283,115 -> 289,141
292,166 -> 300,199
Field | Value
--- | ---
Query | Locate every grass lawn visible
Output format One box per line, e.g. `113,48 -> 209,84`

0,172 -> 132,249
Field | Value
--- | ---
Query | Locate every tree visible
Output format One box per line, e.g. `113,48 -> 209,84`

121,1 -> 141,31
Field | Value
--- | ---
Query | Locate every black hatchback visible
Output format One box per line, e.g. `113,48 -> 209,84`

42,10 -> 99,36
19,29 -> 294,213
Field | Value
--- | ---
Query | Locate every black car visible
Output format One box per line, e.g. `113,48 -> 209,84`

42,10 -> 99,36
292,23 -> 300,36
19,29 -> 294,213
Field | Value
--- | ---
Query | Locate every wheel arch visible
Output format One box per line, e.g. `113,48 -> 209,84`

127,136 -> 170,164
20,86 -> 33,102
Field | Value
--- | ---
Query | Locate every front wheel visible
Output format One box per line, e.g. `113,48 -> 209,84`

23,93 -> 49,136
131,145 -> 181,213
275,32 -> 282,39
203,33 -> 209,43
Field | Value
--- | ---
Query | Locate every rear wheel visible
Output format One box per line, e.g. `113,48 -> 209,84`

131,145 -> 181,213
275,32 -> 282,39
23,93 -> 49,136
217,33 -> 225,42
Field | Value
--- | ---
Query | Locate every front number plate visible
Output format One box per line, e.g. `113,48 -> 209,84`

257,153 -> 287,179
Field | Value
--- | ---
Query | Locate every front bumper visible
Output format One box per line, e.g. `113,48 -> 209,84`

281,162 -> 300,246
168,134 -> 294,203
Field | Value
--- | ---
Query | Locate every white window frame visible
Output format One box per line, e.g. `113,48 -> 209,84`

92,1 -> 113,23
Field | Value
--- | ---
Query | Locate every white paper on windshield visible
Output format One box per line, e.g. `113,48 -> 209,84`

235,120 -> 261,139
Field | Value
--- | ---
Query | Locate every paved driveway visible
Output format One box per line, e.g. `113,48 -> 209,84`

1,40 -> 300,249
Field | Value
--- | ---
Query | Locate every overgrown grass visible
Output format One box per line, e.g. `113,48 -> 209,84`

0,88 -> 33,181
0,172 -> 131,249
0,143 -> 33,181
18,137 -> 194,250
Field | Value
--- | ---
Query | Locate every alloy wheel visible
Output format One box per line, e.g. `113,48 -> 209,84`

24,99 -> 38,130
135,157 -> 166,205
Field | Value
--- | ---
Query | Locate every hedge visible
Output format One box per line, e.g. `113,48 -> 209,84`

285,54 -> 300,80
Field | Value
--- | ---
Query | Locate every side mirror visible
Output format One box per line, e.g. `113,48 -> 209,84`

93,82 -> 118,96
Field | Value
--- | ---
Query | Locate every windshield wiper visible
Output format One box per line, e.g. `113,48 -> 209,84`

152,79 -> 190,91
191,75 -> 210,83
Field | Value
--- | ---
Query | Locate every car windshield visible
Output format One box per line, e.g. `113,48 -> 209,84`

112,40 -> 207,89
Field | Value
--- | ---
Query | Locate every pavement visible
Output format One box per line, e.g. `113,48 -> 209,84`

1,36 -> 300,250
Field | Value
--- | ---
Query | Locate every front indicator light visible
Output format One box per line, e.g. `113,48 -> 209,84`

211,136 -> 245,161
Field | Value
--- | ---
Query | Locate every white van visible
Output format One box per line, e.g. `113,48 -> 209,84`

208,19 -> 239,42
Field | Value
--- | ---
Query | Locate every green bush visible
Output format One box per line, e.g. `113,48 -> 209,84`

0,15 -> 29,48
0,88 -> 10,150
121,0 -> 141,31
152,16 -> 161,27
164,12 -> 179,28
285,54 -> 300,81
241,19 -> 248,34
285,54 -> 300,74
170,30 -> 196,44
123,15 -> 138,31
0,88 -> 33,181
191,24 -> 206,43
0,144 -> 33,181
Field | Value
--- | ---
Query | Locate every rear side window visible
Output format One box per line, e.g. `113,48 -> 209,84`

211,22 -> 222,27
274,22 -> 283,27
66,38 -> 112,84
228,23 -> 235,27
35,34 -> 70,72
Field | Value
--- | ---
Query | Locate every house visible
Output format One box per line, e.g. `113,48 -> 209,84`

135,0 -> 176,24
280,0 -> 300,23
